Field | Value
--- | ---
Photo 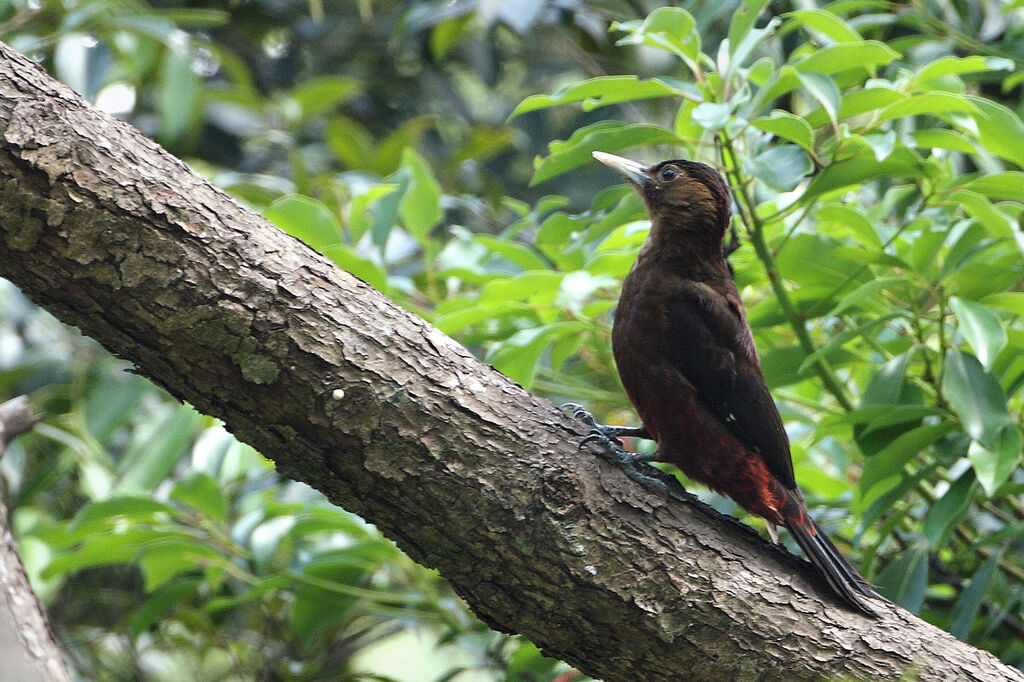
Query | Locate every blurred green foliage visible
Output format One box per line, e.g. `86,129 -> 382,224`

2,0 -> 1024,677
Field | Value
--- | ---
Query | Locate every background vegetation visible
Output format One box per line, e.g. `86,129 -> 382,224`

1,0 -> 1024,678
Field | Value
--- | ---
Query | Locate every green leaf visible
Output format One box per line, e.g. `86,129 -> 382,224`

117,405 -> 203,493
171,473 -> 228,523
747,145 -> 812,191
950,190 -> 1015,239
949,550 -> 1003,640
158,46 -> 200,144
970,97 -> 1024,168
139,537 -> 222,591
982,292 -> 1024,316
922,469 -> 977,546
323,246 -> 388,291
614,7 -> 700,62
794,42 -> 899,75
728,0 -> 770,54
859,422 -> 958,497
753,111 -> 814,153
910,129 -> 977,154
130,579 -> 201,639
265,195 -> 342,252
289,75 -> 361,119
875,544 -> 929,612
398,148 -> 443,241
510,76 -> 690,118
942,350 -> 1010,446
814,204 -> 883,249
692,102 -> 732,131
785,9 -> 861,43
950,297 -> 1007,369
915,56 -> 1014,85
968,425 -> 1022,496
531,121 -> 680,185
877,92 -> 980,123
963,172 -> 1024,202
804,148 -> 924,202
797,72 -> 840,126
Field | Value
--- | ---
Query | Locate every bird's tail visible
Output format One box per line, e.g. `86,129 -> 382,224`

782,503 -> 881,617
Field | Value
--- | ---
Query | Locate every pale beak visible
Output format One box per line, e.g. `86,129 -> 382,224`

592,151 -> 650,187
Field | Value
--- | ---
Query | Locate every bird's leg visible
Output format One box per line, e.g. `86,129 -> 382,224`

561,403 -> 651,446
766,523 -> 780,545
562,403 -> 679,498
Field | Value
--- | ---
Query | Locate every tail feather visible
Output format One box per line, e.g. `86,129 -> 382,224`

784,515 -> 880,617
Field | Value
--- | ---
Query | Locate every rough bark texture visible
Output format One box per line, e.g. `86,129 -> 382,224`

0,40 -> 1019,682
0,397 -> 70,682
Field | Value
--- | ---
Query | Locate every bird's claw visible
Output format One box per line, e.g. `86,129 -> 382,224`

562,403 -> 679,499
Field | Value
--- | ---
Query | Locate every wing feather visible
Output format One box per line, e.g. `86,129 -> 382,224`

664,279 -> 796,490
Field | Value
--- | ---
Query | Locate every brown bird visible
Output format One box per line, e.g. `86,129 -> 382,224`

581,150 -> 880,617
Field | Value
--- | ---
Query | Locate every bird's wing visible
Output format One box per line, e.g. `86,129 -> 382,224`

664,279 -> 796,490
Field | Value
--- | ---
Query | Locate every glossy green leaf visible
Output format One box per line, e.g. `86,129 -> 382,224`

531,121 -> 680,185
982,292 -> 1024,316
692,102 -> 732,131
962,172 -> 1024,202
968,425 -> 1022,496
785,9 -> 861,43
814,204 -> 883,249
804,148 -> 924,201
171,473 -> 228,523
510,76 -> 689,118
117,405 -> 203,493
265,195 -> 342,252
748,145 -> 813,192
398,148 -> 443,241
922,470 -> 977,546
728,0 -> 770,54
794,42 -> 899,75
877,92 -> 979,123
859,422 -> 958,496
289,76 -> 361,119
797,71 -> 840,126
971,97 -> 1024,168
942,350 -> 1010,446
950,297 -> 1007,369
910,129 -> 977,154
614,7 -> 700,62
753,111 -> 814,153
875,543 -> 929,612
158,46 -> 199,144
915,56 -> 1014,85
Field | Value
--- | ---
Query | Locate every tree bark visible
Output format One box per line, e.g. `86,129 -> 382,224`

0,397 -> 71,682
0,40 -> 1018,682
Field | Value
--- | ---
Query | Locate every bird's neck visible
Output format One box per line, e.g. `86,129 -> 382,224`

636,216 -> 730,280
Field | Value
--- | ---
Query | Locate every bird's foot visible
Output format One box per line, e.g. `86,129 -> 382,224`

562,403 -> 680,500
561,403 -> 650,447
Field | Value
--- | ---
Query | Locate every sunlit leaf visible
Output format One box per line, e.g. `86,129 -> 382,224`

942,350 -> 1010,446
265,195 -> 342,252
968,425 -> 1022,496
510,76 -> 691,118
785,9 -> 861,43
950,297 -> 1007,369
753,111 -> 814,153
747,144 -> 812,191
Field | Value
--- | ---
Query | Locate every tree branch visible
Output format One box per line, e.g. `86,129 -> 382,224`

0,40 -> 1019,682
0,397 -> 70,682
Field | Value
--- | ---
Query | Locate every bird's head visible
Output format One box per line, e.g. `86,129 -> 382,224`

593,151 -> 732,249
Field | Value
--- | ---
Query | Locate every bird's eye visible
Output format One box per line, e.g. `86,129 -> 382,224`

658,167 -> 679,182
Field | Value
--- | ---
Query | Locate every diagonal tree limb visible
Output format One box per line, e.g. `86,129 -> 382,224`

0,396 -> 70,682
0,40 -> 1018,682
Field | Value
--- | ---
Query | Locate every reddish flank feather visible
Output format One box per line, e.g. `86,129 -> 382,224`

587,151 -> 881,617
